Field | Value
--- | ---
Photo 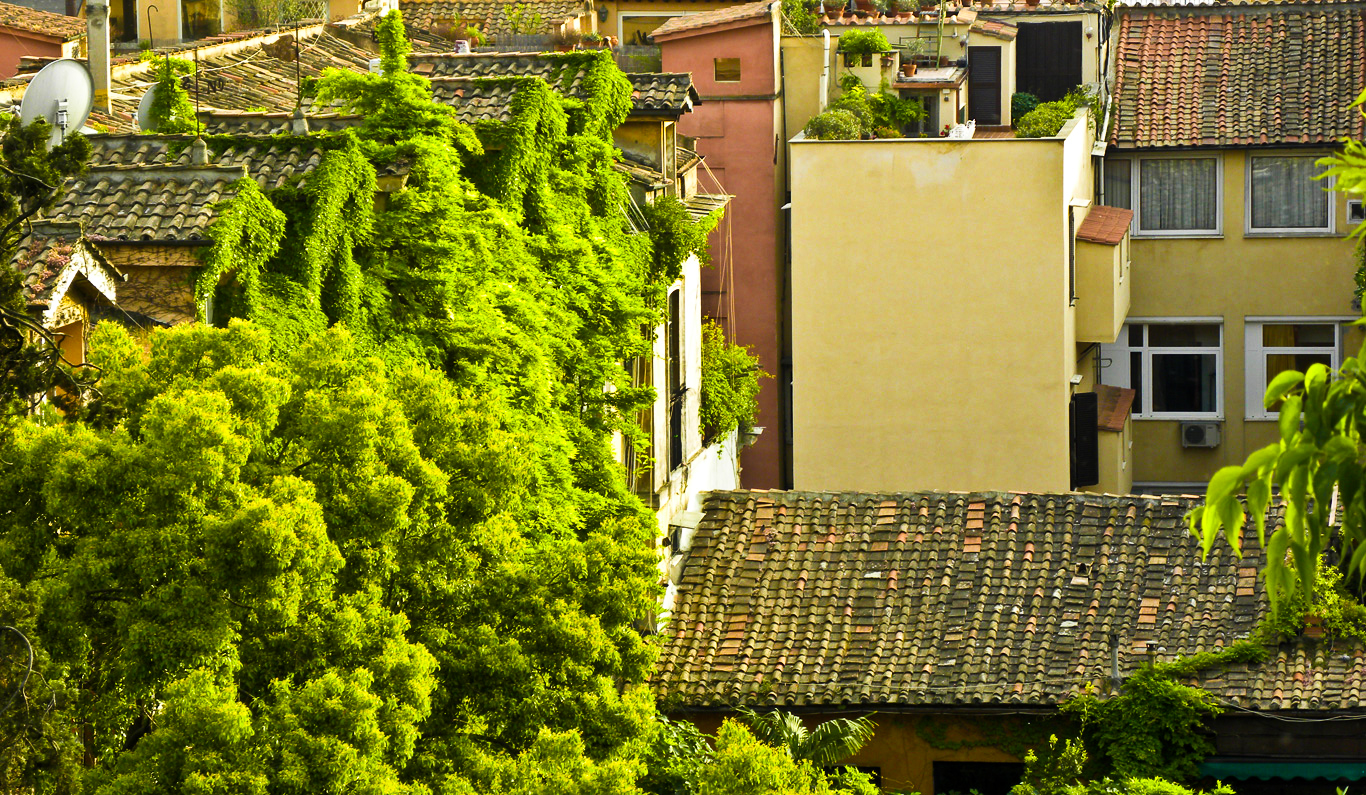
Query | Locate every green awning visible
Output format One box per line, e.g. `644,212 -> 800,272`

1200,760 -> 1366,782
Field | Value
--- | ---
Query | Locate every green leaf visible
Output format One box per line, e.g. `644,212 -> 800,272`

1247,476 -> 1271,548
1264,369 -> 1305,408
1279,394 -> 1303,441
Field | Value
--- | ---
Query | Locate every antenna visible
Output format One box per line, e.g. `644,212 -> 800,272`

294,20 -> 302,112
19,59 -> 94,148
135,84 -> 158,131
194,44 -> 201,137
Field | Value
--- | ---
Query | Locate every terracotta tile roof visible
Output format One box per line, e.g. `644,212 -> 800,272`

397,0 -> 591,35
0,0 -> 83,40
1094,384 -> 1135,432
45,165 -> 246,243
415,54 -> 698,117
652,490 -> 1358,713
971,17 -> 1018,39
1110,5 -> 1366,149
85,134 -> 329,189
195,110 -> 364,135
9,221 -> 119,310
650,0 -> 776,41
1076,204 -> 1133,245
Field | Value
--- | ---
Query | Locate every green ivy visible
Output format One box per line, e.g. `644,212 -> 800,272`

838,29 -> 890,56
197,177 -> 287,321
146,57 -> 197,134
1061,642 -> 1266,782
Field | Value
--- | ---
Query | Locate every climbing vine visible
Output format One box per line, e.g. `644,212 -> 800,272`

197,177 -> 286,321
1060,641 -> 1266,782
145,57 -> 197,134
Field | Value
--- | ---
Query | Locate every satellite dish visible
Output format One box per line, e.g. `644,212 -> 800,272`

19,58 -> 94,148
136,85 -> 158,132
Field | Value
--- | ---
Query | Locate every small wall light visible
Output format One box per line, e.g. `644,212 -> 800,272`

598,5 -> 609,22
1085,26 -> 1095,39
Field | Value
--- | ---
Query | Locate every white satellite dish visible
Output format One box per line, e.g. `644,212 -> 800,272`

19,58 -> 94,148
136,85 -> 158,132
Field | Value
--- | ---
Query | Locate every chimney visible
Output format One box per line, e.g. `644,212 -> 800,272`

86,0 -> 111,115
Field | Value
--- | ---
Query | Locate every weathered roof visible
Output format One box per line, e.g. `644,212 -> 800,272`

971,16 -> 1018,39
416,54 -> 698,118
397,0 -> 591,35
9,221 -> 121,316
1076,205 -> 1133,245
0,0 -> 83,40
195,110 -> 363,136
1110,4 -> 1366,149
46,165 -> 245,243
653,490 -> 1361,713
651,0 -> 776,41
85,134 -> 328,189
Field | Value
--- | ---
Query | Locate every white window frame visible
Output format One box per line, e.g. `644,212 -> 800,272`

1100,318 -> 1224,421
1244,317 -> 1350,420
1108,154 -> 1224,239
1244,152 -> 1336,236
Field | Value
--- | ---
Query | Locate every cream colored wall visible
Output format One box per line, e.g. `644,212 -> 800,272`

781,35 -> 826,140
790,113 -> 1093,493
601,0 -> 732,44
1119,148 -> 1361,486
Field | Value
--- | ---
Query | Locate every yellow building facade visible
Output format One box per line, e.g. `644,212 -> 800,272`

789,110 -> 1131,493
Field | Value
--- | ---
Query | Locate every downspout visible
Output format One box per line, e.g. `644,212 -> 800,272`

820,28 -> 830,110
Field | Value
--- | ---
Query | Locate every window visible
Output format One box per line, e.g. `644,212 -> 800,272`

1245,320 -> 1344,419
1248,155 -> 1333,233
714,58 -> 741,82
1100,321 -> 1223,419
1105,155 -> 1222,237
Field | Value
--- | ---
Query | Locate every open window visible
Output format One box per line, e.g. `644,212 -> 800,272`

1244,320 -> 1345,419
1100,321 -> 1223,420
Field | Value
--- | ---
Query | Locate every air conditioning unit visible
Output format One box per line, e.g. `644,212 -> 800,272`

1349,200 -> 1366,225
1181,421 -> 1221,449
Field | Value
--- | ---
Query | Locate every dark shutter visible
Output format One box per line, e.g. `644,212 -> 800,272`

968,47 -> 1002,125
668,290 -> 684,471
1016,22 -> 1083,102
1071,392 -> 1099,489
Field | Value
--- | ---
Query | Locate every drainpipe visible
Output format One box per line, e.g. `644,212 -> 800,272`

820,28 -> 830,110
87,0 -> 112,116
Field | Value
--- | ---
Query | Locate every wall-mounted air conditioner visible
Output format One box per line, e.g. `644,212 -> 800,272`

1180,422 -> 1221,449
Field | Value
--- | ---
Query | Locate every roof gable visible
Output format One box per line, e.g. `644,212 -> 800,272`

650,0 -> 776,41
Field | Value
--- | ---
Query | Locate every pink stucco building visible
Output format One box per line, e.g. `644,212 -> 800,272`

653,0 -> 787,489
0,1 -> 84,79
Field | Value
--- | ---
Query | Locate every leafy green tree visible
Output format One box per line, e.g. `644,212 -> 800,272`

736,709 -> 874,768
1190,90 -> 1366,605
700,320 -> 768,441
0,115 -> 92,418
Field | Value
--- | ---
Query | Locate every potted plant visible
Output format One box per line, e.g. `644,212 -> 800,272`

582,31 -> 603,47
824,0 -> 847,18
838,29 -> 890,69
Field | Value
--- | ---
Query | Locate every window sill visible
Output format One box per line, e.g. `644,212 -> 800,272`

1243,230 -> 1341,238
1133,416 -> 1224,422
1131,233 -> 1223,240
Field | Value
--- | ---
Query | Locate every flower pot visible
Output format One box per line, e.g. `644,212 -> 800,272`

901,62 -> 917,77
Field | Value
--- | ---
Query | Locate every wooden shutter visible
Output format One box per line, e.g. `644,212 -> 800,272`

1017,21 -> 1083,102
1071,392 -> 1100,489
967,46 -> 1002,125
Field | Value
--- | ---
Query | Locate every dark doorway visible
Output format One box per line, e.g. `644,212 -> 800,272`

933,761 -> 1025,795
1017,21 -> 1083,102
967,46 -> 1002,125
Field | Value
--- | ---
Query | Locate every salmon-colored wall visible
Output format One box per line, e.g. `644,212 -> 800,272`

662,17 -> 786,489
0,30 -> 64,79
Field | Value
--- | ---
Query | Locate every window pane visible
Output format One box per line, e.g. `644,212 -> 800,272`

1130,351 -> 1143,411
1104,160 -> 1132,210
1262,322 -> 1334,347
1139,158 -> 1218,231
1251,156 -> 1329,229
1265,352 -> 1331,389
1148,323 -> 1219,347
714,58 -> 741,82
1127,324 -> 1144,346
1152,353 -> 1217,413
